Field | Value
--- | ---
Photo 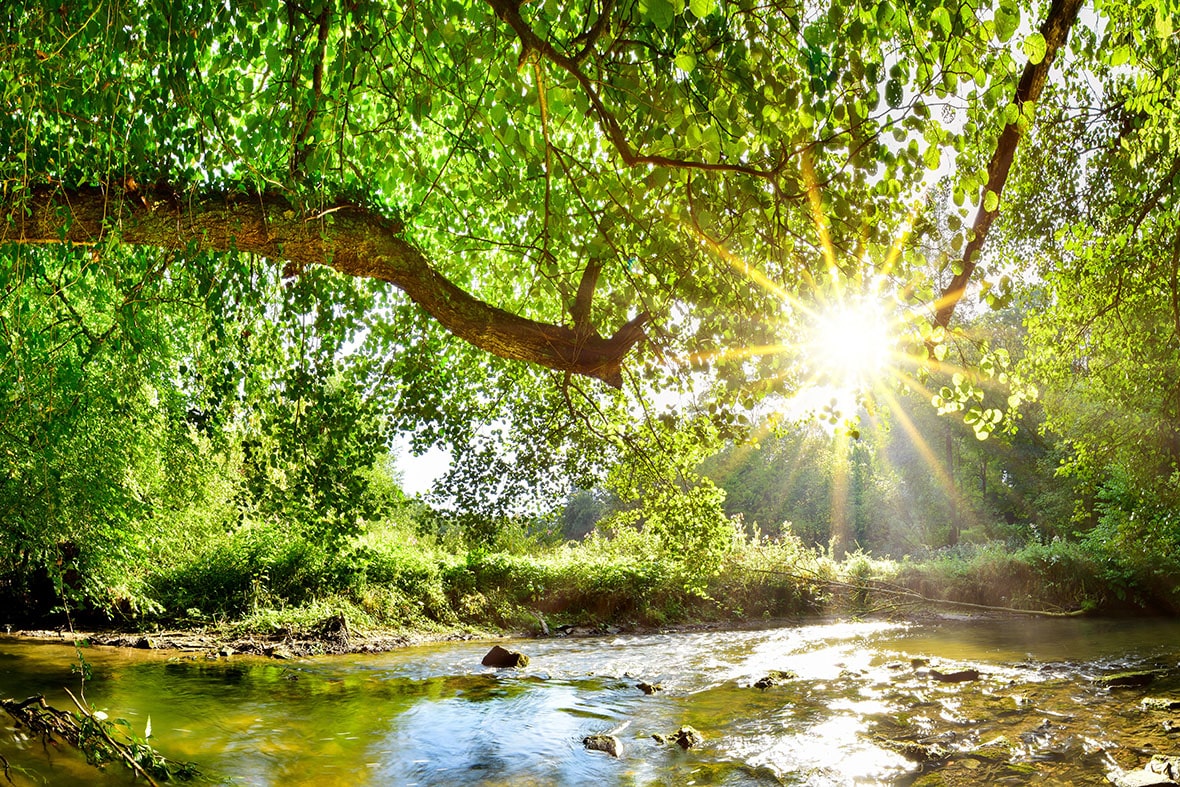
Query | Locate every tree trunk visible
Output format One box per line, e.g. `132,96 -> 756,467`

934,0 -> 1085,331
1,186 -> 648,388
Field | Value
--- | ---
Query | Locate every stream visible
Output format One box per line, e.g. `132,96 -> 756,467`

2,616 -> 1180,785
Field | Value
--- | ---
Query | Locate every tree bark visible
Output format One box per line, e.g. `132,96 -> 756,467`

1,185 -> 648,387
933,0 -> 1085,332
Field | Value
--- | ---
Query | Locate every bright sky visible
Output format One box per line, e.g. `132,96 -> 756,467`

393,436 -> 451,496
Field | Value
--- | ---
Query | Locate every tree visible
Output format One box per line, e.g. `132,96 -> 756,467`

5,0 -> 1147,398
5,0 -> 1180,584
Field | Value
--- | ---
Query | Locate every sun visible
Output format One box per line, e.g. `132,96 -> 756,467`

807,300 -> 893,389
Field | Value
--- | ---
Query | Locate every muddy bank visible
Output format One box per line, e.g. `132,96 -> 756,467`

3,613 -> 838,660
3,622 -> 470,659
1,611 -> 1043,661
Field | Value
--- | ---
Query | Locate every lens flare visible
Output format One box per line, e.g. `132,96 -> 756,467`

807,301 -> 893,388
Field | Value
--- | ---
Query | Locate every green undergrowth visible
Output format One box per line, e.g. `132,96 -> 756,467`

136,524 -> 836,637
890,538 -> 1180,615
11,513 -> 1180,638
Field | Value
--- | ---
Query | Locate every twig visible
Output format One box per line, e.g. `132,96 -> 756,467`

63,687 -> 162,787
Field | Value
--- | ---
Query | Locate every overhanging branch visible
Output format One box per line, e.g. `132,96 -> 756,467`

933,0 -> 1085,333
1,185 -> 647,387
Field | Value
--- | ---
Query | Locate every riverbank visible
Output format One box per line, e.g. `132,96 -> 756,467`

5,531 -> 1176,660
3,615 -> 819,659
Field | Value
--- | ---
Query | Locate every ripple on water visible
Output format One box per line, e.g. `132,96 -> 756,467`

4,618 -> 1180,785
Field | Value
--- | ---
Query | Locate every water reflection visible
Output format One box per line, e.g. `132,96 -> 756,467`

2,617 -> 1179,785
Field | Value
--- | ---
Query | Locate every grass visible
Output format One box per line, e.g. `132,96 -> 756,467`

15,511 -> 1180,639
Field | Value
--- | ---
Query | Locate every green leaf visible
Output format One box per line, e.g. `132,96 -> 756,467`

689,0 -> 715,19
984,189 -> 999,212
923,144 -> 941,170
641,0 -> 675,28
1154,6 -> 1173,39
994,4 -> 1020,43
930,6 -> 952,37
675,51 -> 697,72
1022,32 -> 1046,65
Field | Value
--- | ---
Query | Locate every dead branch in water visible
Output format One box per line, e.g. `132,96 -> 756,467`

751,567 -> 1088,618
0,694 -> 198,784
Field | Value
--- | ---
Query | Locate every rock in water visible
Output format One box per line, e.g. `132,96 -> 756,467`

636,681 -> 663,695
1113,768 -> 1176,787
583,734 -> 621,757
672,726 -> 702,749
753,670 -> 798,690
481,645 -> 529,668
930,668 -> 981,683
1143,697 -> 1180,711
1148,756 -> 1180,781
1096,670 -> 1159,689
882,739 -> 950,762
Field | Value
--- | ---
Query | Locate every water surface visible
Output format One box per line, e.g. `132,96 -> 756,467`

2,617 -> 1179,785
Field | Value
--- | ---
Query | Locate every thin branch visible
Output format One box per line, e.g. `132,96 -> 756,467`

290,3 -> 332,178
485,0 -> 784,181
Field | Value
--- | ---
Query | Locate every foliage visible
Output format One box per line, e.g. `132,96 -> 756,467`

2,0 -> 1180,629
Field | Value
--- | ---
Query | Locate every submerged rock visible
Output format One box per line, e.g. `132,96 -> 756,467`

583,734 -> 622,758
1144,697 -> 1180,712
481,645 -> 529,668
1113,768 -> 1177,787
1148,756 -> 1180,781
672,726 -> 702,750
971,735 -> 1015,761
753,670 -> 798,690
930,668 -> 981,683
1097,670 -> 1160,689
881,738 -> 950,763
636,681 -> 663,695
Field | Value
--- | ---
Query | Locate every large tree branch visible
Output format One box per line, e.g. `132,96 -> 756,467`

933,0 -> 1085,332
485,0 -> 783,181
1,186 -> 648,387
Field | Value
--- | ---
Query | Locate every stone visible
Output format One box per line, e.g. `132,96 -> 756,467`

1112,769 -> 1176,787
672,726 -> 702,750
636,681 -> 662,695
481,645 -> 529,668
930,668 -> 981,683
583,734 -> 621,757
1144,697 -> 1180,712
1096,670 -> 1160,689
1148,756 -> 1180,781
753,670 -> 798,690
882,739 -> 950,762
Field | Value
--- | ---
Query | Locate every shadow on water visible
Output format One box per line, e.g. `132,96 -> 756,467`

2,617 -> 1179,785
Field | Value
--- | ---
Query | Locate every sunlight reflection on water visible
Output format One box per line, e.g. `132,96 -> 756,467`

3,617 -> 1180,785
